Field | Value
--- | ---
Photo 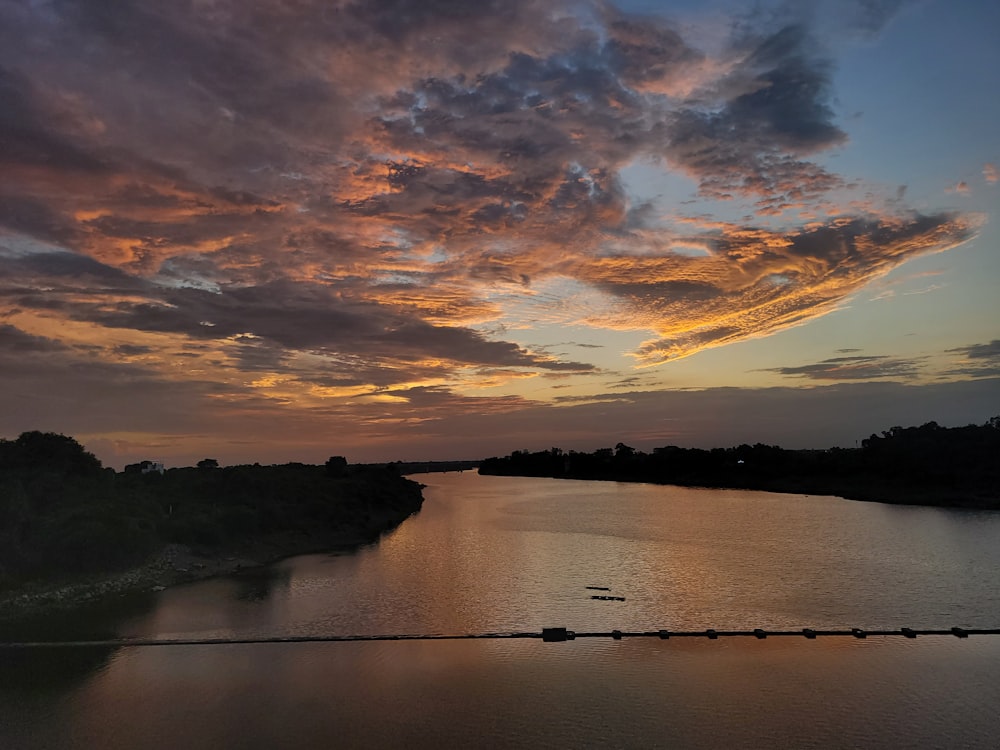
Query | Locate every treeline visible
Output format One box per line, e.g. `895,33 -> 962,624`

0,432 -> 424,589
479,419 -> 1000,508
386,460 -> 481,475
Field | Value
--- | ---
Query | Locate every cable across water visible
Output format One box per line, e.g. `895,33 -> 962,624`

2,626 -> 998,649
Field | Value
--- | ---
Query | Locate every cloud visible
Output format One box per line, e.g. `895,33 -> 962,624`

0,0 -> 984,462
580,212 -> 973,364
0,324 -> 69,354
950,340 -> 1000,360
764,354 -> 921,381
944,340 -> 1000,378
946,181 -> 971,195
2,258 -> 593,384
985,164 -> 998,184
663,24 -> 847,212
841,0 -> 912,37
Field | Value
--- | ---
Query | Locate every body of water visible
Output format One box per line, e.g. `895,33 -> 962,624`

3,473 -> 1000,748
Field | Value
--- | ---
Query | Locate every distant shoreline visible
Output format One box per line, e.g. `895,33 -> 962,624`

478,421 -> 1000,511
480,469 -> 1000,510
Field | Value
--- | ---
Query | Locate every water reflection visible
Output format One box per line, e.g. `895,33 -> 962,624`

0,591 -> 157,643
4,638 -> 1000,750
0,646 -> 117,697
4,473 -> 1000,749
232,565 -> 293,603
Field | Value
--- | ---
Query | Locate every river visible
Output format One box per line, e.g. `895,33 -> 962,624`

3,473 -> 1000,748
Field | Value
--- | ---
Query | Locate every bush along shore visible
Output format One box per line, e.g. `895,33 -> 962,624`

0,433 -> 424,619
480,419 -> 1000,509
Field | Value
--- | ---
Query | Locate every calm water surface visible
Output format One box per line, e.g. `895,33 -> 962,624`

3,473 -> 1000,748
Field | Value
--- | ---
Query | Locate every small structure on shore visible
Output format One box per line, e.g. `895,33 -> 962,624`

124,459 -> 165,475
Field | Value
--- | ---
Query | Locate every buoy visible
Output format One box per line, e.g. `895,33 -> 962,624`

542,628 -> 569,642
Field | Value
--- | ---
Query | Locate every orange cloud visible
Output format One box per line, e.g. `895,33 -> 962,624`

0,0 -> 985,462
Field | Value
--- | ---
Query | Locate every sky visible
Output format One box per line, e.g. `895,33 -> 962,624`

0,0 -> 997,468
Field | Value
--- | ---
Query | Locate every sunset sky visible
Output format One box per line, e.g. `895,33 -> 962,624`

1,0 -> 997,468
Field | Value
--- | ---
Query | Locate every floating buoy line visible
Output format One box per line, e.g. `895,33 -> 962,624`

1,627 -> 998,649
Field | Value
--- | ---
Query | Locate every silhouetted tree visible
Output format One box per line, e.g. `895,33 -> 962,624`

614,443 -> 635,458
0,431 -> 102,476
325,455 -> 348,477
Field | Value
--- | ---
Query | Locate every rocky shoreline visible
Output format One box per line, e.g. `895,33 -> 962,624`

0,544 -> 254,622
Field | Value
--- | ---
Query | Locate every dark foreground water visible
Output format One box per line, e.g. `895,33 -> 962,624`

3,473 -> 1000,748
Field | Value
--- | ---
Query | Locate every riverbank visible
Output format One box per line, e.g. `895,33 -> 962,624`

0,506 -> 421,623
0,439 -> 427,624
740,477 -> 1000,509
478,422 -> 1000,510
478,465 -> 999,509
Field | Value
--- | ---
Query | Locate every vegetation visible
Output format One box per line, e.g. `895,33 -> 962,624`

0,432 -> 424,591
386,459 -> 481,474
479,419 -> 1000,509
